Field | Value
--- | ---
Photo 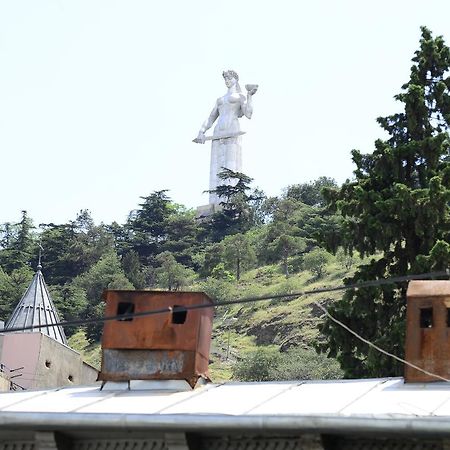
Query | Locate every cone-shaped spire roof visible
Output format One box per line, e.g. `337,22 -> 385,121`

4,264 -> 67,345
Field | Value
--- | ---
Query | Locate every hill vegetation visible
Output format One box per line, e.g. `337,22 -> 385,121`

0,174 -> 348,380
0,27 -> 449,381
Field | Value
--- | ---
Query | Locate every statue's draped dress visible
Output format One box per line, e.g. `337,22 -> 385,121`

209,137 -> 242,205
209,95 -> 243,205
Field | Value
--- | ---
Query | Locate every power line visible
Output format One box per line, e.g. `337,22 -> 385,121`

2,269 -> 449,383
314,301 -> 450,382
1,270 -> 447,334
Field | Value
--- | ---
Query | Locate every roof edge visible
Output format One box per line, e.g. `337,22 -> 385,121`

0,412 -> 450,436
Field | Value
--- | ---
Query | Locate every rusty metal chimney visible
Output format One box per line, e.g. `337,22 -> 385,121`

98,290 -> 214,388
405,280 -> 450,383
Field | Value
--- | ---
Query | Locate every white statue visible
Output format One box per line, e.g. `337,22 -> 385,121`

194,70 -> 258,206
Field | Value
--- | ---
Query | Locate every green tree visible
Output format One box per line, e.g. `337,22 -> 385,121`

272,347 -> 343,381
268,231 -> 306,277
261,187 -> 344,256
0,268 -> 13,319
68,210 -> 115,272
154,251 -> 196,291
234,346 -> 343,382
125,193 -> 201,269
15,211 -> 34,264
222,233 -> 256,281
73,251 -> 134,342
74,251 -> 133,307
162,207 -> 201,268
125,190 -> 173,263
233,347 -> 281,382
210,263 -> 235,281
50,284 -> 88,337
197,242 -> 225,278
336,247 -> 356,270
38,224 -> 78,284
205,169 -> 265,240
262,199 -> 307,276
199,276 -> 235,303
0,211 -> 35,273
319,27 -> 450,377
285,177 -> 338,207
0,223 -> 15,250
303,248 -> 332,278
0,266 -> 34,321
39,211 -> 115,285
121,250 -> 147,288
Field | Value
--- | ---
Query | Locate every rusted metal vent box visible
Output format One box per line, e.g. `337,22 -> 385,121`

98,290 -> 214,387
405,280 -> 450,383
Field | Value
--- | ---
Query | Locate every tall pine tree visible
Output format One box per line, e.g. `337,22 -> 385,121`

320,27 -> 450,377
205,169 -> 265,241
0,211 -> 35,273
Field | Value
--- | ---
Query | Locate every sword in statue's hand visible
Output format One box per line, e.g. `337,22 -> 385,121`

192,131 -> 246,144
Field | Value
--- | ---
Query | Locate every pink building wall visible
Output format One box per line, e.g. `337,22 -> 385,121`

0,333 -> 41,389
0,333 -> 98,389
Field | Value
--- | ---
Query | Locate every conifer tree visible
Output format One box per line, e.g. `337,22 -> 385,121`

125,190 -> 173,263
320,27 -> 450,377
0,211 -> 35,272
205,169 -> 265,240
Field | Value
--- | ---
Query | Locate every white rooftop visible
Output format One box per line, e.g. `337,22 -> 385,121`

2,378 -> 450,435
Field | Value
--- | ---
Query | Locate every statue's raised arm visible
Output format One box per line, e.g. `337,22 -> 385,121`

241,84 -> 258,119
193,70 -> 258,206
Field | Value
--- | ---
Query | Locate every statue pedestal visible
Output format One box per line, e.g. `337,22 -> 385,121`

196,203 -> 222,219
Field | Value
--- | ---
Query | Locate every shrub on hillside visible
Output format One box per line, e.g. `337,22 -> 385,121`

335,248 -> 355,270
233,347 -> 281,382
199,277 -> 236,304
233,346 -> 343,381
274,347 -> 343,380
303,248 -> 332,278
210,263 -> 235,281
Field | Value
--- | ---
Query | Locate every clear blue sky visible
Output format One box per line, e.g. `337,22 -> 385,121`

1,0 -> 449,226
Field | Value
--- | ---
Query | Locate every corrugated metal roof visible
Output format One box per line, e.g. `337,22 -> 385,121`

1,377 -> 450,417
3,378 -> 450,436
4,266 -> 67,344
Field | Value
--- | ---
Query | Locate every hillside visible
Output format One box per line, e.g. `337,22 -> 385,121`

1,27 -> 449,382
68,255 -> 363,381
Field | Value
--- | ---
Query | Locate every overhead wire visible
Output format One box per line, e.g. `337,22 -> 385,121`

2,270 -> 447,334
314,302 -> 450,382
2,269 -> 449,382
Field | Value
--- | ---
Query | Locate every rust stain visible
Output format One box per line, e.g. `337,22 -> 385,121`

98,290 -> 214,387
405,281 -> 450,383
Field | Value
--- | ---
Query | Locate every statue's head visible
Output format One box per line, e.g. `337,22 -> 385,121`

223,70 -> 240,89
222,70 -> 239,82
222,70 -> 242,92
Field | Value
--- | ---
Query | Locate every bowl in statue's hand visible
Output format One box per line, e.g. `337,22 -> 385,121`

245,84 -> 258,93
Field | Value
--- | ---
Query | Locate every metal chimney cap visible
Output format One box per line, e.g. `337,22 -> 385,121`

407,280 -> 450,297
